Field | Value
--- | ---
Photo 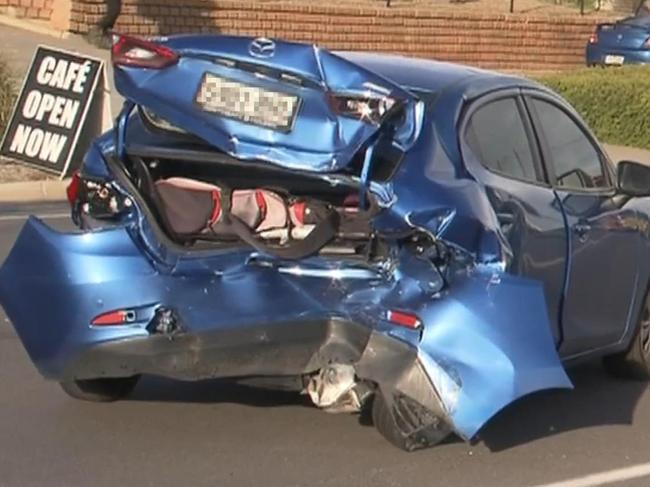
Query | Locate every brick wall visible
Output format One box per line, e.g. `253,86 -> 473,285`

67,1 -> 609,71
0,0 -> 53,20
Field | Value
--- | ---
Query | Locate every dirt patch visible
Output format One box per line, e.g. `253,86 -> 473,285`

0,158 -> 57,183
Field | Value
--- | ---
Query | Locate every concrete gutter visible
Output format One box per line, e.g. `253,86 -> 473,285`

0,179 -> 69,203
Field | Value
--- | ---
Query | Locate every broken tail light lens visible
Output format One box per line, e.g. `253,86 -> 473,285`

387,310 -> 422,330
71,174 -> 132,222
111,33 -> 179,69
328,94 -> 397,125
66,170 -> 81,207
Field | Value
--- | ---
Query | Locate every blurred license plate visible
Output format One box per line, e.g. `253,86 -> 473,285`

195,73 -> 300,131
604,55 -> 625,65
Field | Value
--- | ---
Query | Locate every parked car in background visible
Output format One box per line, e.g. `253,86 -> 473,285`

4,33 -> 650,452
587,1 -> 650,66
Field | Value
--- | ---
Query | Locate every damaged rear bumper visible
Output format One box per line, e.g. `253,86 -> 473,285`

0,217 -> 572,442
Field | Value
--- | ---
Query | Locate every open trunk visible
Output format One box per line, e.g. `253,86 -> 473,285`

102,34 -> 425,260
119,150 -> 385,260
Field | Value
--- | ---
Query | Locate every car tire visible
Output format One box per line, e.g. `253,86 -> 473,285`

603,291 -> 650,380
371,391 -> 451,451
59,376 -> 141,402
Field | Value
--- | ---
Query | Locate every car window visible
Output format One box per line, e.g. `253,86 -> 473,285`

531,98 -> 609,190
465,97 -> 541,183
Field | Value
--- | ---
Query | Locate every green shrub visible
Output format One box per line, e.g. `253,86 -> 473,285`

538,66 -> 650,150
0,57 -> 16,137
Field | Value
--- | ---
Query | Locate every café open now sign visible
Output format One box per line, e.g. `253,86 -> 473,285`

0,46 -> 110,178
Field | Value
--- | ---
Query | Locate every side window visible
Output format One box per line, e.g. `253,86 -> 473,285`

465,97 -> 541,183
531,98 -> 609,190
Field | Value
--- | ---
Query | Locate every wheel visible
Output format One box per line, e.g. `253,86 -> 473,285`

371,390 -> 451,452
603,290 -> 650,380
59,376 -> 141,402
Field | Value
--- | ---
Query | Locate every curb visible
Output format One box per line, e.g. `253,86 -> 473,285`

0,179 -> 69,203
0,14 -> 69,39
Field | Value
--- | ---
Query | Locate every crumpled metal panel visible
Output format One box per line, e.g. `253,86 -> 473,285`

114,35 -> 421,172
0,215 -> 570,440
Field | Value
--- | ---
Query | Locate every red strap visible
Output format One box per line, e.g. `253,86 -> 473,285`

255,190 -> 267,222
208,190 -> 222,226
292,201 -> 307,225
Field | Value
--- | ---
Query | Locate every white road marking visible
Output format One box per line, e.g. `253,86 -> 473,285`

533,462 -> 650,487
0,212 -> 70,222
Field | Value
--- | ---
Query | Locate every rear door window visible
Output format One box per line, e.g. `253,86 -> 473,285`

529,98 -> 610,191
465,97 -> 543,183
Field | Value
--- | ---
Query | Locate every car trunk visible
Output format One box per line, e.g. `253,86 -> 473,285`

597,20 -> 650,49
119,147 -> 385,260
106,34 -> 422,260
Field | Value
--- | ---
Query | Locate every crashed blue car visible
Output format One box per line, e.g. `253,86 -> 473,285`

3,33 -> 650,452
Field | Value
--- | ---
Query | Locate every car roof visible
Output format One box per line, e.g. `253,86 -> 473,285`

336,51 -> 535,95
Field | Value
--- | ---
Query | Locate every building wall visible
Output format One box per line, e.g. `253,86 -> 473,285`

3,0 -> 608,71
0,0 -> 53,20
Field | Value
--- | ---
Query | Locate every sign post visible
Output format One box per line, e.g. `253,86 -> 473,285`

0,46 -> 111,179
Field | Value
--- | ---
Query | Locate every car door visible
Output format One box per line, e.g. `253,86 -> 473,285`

525,93 -> 642,357
461,91 -> 568,345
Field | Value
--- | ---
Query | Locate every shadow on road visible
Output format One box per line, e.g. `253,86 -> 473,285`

130,375 -> 309,408
480,363 -> 648,452
129,362 -> 648,452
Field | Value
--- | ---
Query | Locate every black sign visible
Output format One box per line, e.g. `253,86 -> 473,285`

0,46 -> 103,177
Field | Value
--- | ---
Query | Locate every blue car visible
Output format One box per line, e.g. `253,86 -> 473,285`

3,33 -> 650,452
587,3 -> 650,66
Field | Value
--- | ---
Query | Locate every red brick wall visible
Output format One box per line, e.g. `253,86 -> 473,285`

0,0 -> 53,20
69,1 -> 608,71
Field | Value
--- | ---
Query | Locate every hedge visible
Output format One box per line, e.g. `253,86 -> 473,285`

0,57 -> 16,139
539,66 -> 650,150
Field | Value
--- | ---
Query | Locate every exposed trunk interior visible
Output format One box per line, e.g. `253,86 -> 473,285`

122,152 -> 385,260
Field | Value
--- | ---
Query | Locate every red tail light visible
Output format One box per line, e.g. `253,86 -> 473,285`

92,309 -> 136,326
111,33 -> 179,69
589,30 -> 599,44
387,310 -> 422,330
66,170 -> 81,206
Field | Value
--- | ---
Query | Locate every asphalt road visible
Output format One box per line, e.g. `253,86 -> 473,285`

2,204 -> 650,487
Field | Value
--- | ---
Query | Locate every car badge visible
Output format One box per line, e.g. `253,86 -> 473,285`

249,37 -> 276,58
617,34 -> 623,42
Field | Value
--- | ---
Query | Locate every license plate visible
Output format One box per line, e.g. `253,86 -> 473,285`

604,55 -> 625,65
195,73 -> 300,131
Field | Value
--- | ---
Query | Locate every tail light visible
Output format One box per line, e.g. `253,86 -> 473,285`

66,170 -> 81,206
69,173 -> 132,222
328,93 -> 398,125
589,30 -> 599,44
387,310 -> 422,330
111,33 -> 179,69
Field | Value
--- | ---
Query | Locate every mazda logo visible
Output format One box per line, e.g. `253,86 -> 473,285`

249,38 -> 276,58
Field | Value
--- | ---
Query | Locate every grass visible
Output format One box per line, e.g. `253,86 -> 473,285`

539,66 -> 650,150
